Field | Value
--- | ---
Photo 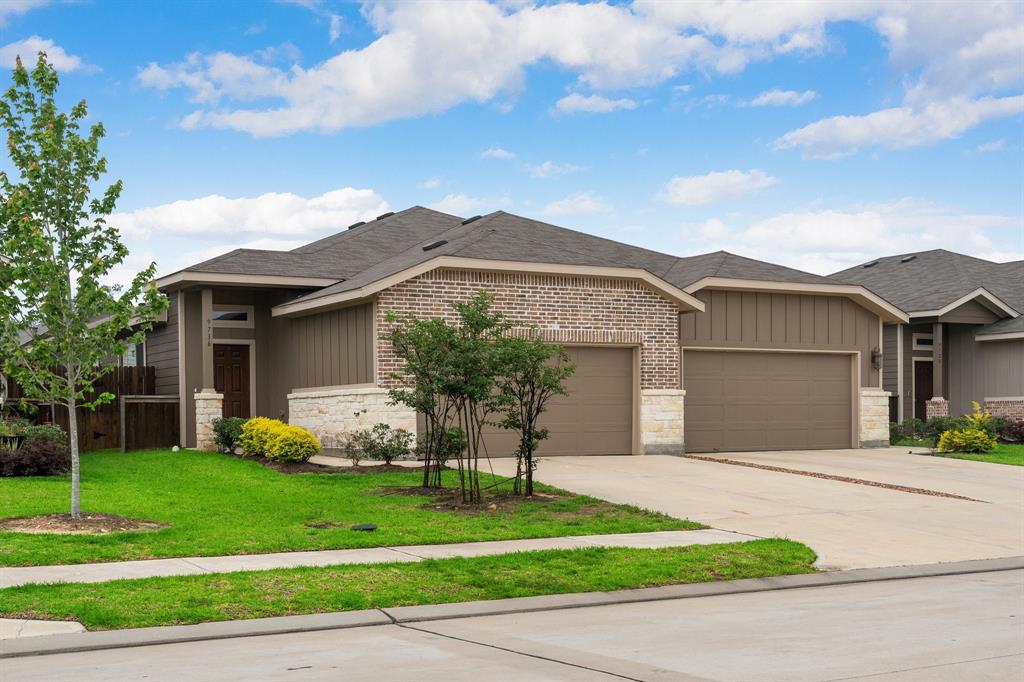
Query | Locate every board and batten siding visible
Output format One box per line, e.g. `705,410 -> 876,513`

882,324 -> 898,394
679,290 -> 881,388
946,327 -> 1024,416
276,303 -> 375,390
145,291 -> 179,395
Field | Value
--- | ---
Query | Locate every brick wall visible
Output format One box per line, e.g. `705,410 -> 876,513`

985,398 -> 1024,421
375,268 -> 681,390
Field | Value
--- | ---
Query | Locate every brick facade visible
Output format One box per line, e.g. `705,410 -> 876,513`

926,397 -> 950,418
375,268 -> 682,391
984,398 -> 1024,421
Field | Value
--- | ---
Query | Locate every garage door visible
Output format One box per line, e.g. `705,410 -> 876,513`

684,351 -> 852,452
482,346 -> 633,457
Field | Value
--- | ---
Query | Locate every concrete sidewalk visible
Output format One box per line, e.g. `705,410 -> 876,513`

0,528 -> 751,590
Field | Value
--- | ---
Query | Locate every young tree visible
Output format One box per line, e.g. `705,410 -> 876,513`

495,331 -> 574,495
0,54 -> 167,519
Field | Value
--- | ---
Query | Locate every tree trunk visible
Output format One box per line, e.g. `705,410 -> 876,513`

67,395 -> 81,520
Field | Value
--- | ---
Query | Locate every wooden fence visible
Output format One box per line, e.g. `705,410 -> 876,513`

4,367 -> 179,451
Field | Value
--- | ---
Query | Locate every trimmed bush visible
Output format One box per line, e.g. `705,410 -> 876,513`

922,416 -> 967,445
265,424 -> 320,463
937,428 -> 997,454
347,423 -> 413,465
1000,420 -> 1024,443
0,436 -> 71,477
212,417 -> 247,453
23,424 -> 68,449
238,417 -> 278,457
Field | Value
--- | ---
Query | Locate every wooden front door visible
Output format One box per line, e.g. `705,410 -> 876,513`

913,361 -> 932,420
214,344 -> 250,418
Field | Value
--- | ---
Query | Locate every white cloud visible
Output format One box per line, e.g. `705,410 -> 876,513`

482,147 -> 516,160
420,178 -> 441,189
976,138 -> 1006,153
690,198 -> 1021,273
660,169 -> 778,206
328,14 -> 343,43
0,36 -> 89,73
775,95 -> 1024,158
113,187 -> 389,240
543,192 -> 612,217
747,88 -> 816,107
428,193 -> 511,215
553,93 -> 638,114
0,1 -> 48,25
527,160 -> 583,179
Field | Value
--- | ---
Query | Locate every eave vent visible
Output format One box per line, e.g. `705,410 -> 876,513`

347,221 -> 365,230
376,211 -> 395,221
461,215 -> 482,225
863,260 -> 879,268
900,255 -> 917,263
422,239 -> 448,252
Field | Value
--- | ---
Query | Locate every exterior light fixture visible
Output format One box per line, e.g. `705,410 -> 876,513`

871,346 -> 883,370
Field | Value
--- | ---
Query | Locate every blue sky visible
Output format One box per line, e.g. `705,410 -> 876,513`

2,0 -> 1022,284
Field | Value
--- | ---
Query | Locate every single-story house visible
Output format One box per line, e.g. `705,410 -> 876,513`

147,207 -> 907,454
831,250 -> 1023,423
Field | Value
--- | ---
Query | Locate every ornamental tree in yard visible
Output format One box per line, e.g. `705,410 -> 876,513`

494,331 -> 574,496
0,54 -> 167,518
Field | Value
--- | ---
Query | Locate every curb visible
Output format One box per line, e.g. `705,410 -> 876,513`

3,555 -> 1021,659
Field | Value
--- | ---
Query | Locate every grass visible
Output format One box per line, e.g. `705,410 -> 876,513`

934,443 -> 1024,467
0,539 -> 815,630
893,438 -> 932,448
0,449 -> 698,567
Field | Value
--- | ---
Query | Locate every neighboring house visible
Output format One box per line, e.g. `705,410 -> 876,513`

148,207 -> 906,454
831,250 -> 1023,423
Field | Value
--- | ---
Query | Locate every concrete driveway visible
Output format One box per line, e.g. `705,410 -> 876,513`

490,448 -> 1024,570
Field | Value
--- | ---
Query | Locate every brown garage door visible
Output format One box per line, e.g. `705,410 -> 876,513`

482,346 -> 634,457
684,351 -> 852,452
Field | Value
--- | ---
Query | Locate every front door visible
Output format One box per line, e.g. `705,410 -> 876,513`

214,344 -> 250,418
913,361 -> 932,420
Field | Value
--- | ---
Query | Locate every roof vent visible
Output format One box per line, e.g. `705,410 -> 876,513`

461,215 -> 482,225
900,255 -> 917,263
376,211 -> 395,221
862,260 -> 879,268
422,239 -> 448,252
347,221 -> 365,230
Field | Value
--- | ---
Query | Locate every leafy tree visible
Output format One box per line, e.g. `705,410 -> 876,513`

0,54 -> 167,518
494,331 -> 574,495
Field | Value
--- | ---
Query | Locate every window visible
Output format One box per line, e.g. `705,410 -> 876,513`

121,344 -> 138,367
912,333 -> 934,351
210,305 -> 254,328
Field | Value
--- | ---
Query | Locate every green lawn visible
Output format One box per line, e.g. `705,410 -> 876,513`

0,539 -> 815,630
934,443 -> 1024,467
0,449 -> 698,567
893,438 -> 933,448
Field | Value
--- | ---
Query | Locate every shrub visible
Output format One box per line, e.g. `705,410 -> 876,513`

891,417 -> 928,444
238,416 -> 278,457
1000,420 -> 1024,443
922,416 -> 967,445
0,436 -> 71,477
0,417 -> 30,436
936,428 -> 997,454
348,423 -> 413,465
212,417 -> 247,453
415,426 -> 466,467
265,424 -> 320,463
963,401 -> 1006,438
22,424 -> 69,449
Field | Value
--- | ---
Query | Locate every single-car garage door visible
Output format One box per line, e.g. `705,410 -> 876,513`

483,346 -> 634,456
684,351 -> 852,452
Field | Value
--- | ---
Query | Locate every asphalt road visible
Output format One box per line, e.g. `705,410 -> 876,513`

6,569 -> 1022,682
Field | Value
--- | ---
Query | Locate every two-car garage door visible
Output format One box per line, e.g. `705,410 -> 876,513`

684,351 -> 853,452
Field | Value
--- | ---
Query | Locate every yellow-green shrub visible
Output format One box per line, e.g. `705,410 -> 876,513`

238,417 -> 278,457
265,424 -> 320,463
936,428 -> 997,454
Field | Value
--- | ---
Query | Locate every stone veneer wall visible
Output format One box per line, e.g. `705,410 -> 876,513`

375,268 -> 681,391
194,391 -> 223,451
640,389 -> 685,454
288,386 -> 417,449
984,397 -> 1024,421
859,387 -> 891,448
926,397 -> 950,418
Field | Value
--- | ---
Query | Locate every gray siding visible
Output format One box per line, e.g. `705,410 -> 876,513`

947,327 -> 1024,415
145,292 -> 179,395
274,303 -> 375,391
938,300 -> 1001,325
900,322 -> 938,420
882,324 -> 898,393
680,290 -> 881,388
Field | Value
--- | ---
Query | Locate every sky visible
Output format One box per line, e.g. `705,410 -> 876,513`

1,0 -> 1022,285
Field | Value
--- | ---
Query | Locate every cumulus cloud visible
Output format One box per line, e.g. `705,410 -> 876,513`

775,95 -> 1024,158
660,169 -> 778,206
553,93 -> 638,114
543,192 -> 612,217
428,193 -> 511,215
0,36 -> 89,72
526,160 -> 583,179
113,187 -> 389,240
747,88 -> 816,106
481,147 -> 516,160
0,1 -> 48,25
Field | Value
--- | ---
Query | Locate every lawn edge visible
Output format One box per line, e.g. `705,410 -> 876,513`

3,555 -> 1021,659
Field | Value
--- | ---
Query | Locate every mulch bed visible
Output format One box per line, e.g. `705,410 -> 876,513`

378,485 -> 566,514
680,454 -> 984,502
0,512 -> 167,535
220,451 -> 414,474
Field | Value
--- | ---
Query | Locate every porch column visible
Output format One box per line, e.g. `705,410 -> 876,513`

926,321 -> 949,418
200,287 -> 214,390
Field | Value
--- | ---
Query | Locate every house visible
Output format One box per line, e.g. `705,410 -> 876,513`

831,250 -> 1023,423
148,207 -> 907,454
